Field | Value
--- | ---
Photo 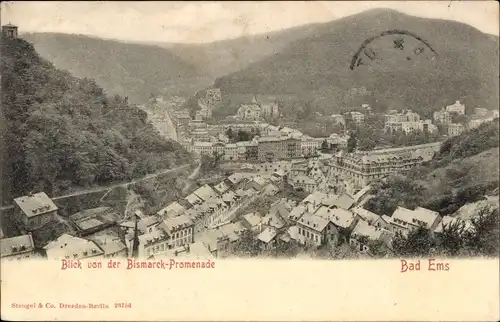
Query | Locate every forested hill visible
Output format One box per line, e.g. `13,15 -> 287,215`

213,9 -> 499,116
22,33 -> 212,104
0,36 -> 192,204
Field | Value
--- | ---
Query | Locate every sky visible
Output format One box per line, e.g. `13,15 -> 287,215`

1,1 -> 498,43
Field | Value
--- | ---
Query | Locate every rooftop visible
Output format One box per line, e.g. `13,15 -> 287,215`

257,227 -> 277,243
330,208 -> 356,229
331,193 -> 355,210
157,202 -> 187,218
162,215 -> 193,233
351,220 -> 385,241
0,234 -> 35,258
14,192 -> 58,218
243,212 -> 262,227
351,207 -> 380,225
44,234 -> 104,260
92,235 -> 127,256
391,206 -> 441,229
298,213 -> 330,232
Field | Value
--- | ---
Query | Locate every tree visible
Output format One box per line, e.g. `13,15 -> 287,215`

321,139 -> 329,153
437,219 -> 468,256
225,128 -> 234,140
233,230 -> 261,257
392,226 -> 434,257
462,206 -> 499,256
347,133 -> 357,152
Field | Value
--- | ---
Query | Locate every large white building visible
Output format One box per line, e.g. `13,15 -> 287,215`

445,100 -> 466,115
433,109 -> 452,125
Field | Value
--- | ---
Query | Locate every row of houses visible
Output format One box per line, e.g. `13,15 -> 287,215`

239,187 -> 497,256
190,133 -> 348,162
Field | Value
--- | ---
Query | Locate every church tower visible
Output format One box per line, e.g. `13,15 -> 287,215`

131,213 -> 140,258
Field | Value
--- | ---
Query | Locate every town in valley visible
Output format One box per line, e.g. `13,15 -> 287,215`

1,6 -> 499,264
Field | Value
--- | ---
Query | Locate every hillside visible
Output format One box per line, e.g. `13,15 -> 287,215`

0,36 -> 192,204
364,120 -> 499,216
22,33 -> 212,104
213,9 -> 499,116
149,22 -> 326,79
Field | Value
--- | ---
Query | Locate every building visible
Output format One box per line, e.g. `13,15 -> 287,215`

0,234 -> 36,261
257,136 -> 286,161
285,137 -> 302,158
467,117 -> 495,130
474,108 -> 489,117
290,175 -> 316,193
349,219 -> 393,253
242,212 -> 263,232
69,207 -> 121,237
157,201 -> 187,219
448,123 -> 465,136
161,215 -> 194,248
91,235 -> 127,258
255,95 -> 280,118
301,136 -> 322,157
329,142 -> 442,190
433,109 -> 452,125
445,100 -> 465,115
385,119 -> 437,135
44,234 -> 104,260
13,192 -> 58,230
237,102 -> 262,120
224,143 -> 238,161
385,110 -> 421,123
257,227 -> 278,250
2,24 -> 18,38
389,206 -> 442,236
344,111 -> 365,124
135,229 -> 170,258
296,212 -> 335,246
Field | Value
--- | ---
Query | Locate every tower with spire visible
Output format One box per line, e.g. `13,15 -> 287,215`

131,212 -> 140,258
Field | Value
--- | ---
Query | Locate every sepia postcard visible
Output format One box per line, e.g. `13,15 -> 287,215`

1,1 -> 499,321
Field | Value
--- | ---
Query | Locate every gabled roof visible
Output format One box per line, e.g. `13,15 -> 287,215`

243,212 -> 262,228
331,193 -> 355,210
0,234 -> 35,258
289,204 -> 307,221
214,181 -> 231,194
44,234 -> 104,259
297,213 -> 330,232
391,206 -> 441,229
162,215 -> 193,234
257,227 -> 277,243
351,207 -> 380,225
193,184 -> 219,201
14,192 -> 58,218
157,202 -> 187,218
330,208 -> 356,229
185,193 -> 203,206
351,220 -> 385,241
92,235 -> 127,256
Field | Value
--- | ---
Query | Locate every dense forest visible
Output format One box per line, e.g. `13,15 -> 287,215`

0,36 -> 192,204
364,120 -> 499,216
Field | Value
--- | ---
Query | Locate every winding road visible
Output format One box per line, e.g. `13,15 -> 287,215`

0,164 -> 192,211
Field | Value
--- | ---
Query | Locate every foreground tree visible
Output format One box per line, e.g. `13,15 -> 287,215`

392,226 -> 434,257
